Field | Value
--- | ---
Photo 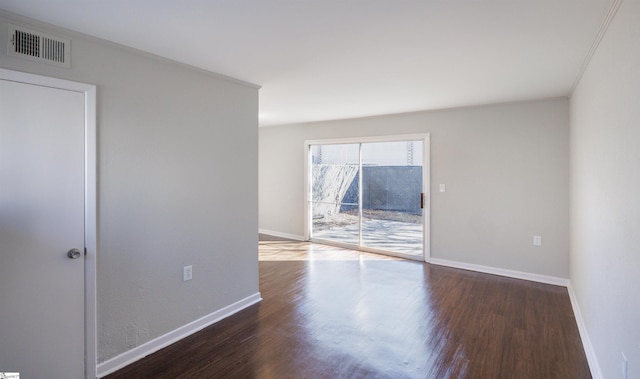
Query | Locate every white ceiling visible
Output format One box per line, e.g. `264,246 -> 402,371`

0,1 -> 612,126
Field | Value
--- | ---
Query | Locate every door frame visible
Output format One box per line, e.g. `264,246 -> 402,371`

0,68 -> 97,378
304,133 -> 430,262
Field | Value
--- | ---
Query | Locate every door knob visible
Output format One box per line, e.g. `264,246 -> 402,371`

67,248 -> 82,259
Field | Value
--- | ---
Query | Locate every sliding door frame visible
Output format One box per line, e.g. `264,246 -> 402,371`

304,134 -> 430,262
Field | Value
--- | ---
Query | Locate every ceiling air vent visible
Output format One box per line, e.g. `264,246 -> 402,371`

8,24 -> 71,68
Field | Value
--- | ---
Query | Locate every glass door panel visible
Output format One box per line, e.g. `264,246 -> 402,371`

361,141 -> 424,256
310,144 -> 360,245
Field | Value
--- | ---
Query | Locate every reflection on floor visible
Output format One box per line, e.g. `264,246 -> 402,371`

259,238 -> 401,261
106,235 -> 591,379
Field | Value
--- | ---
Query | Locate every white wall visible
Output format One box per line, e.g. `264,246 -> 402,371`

260,98 -> 570,278
0,11 -> 259,364
570,0 -> 640,377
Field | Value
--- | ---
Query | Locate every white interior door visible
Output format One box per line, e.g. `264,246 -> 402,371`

0,78 -> 86,378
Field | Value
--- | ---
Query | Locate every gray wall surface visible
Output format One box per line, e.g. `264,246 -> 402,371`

570,0 -> 640,376
0,11 -> 259,363
260,98 -> 570,278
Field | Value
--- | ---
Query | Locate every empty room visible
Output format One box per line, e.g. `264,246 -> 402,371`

0,1 -> 638,378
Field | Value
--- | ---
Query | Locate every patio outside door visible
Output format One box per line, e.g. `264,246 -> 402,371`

360,141 -> 423,256
308,136 -> 428,261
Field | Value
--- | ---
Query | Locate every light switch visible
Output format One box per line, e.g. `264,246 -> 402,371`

439,184 -> 446,193
183,265 -> 193,281
533,236 -> 542,246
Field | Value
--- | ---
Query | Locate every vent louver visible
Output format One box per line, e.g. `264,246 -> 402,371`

8,24 -> 71,68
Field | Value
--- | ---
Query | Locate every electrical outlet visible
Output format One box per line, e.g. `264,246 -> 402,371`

622,352 -> 628,379
533,235 -> 542,246
183,265 -> 193,281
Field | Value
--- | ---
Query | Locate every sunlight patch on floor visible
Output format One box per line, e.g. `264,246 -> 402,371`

259,240 -> 402,261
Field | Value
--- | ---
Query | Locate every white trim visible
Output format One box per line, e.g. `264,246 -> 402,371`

304,133 -> 432,146
423,134 -> 431,262
303,141 -> 312,241
259,229 -> 306,241
429,258 -> 569,287
96,292 -> 262,378
569,0 -> 623,93
0,68 -> 98,379
567,283 -> 602,379
84,83 -> 98,379
0,67 -> 93,92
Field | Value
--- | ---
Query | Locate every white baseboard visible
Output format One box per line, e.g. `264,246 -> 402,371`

429,258 -> 570,287
567,283 -> 602,379
96,292 -> 262,378
259,228 -> 305,241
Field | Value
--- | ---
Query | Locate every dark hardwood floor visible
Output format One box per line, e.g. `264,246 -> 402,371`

104,238 -> 591,378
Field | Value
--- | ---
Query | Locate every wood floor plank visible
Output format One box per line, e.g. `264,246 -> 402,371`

104,240 -> 591,378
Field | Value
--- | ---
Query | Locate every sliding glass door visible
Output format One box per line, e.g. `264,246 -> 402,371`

310,143 -> 360,245
308,136 -> 428,260
361,141 -> 423,256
